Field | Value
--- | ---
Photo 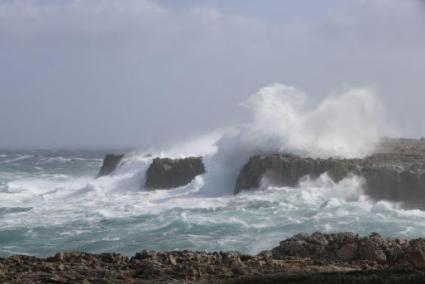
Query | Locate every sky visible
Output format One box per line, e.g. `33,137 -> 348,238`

0,0 -> 424,148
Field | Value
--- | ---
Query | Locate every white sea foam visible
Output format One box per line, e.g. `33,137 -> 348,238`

197,83 -> 386,196
1,155 -> 33,164
246,84 -> 385,158
1,170 -> 423,256
0,83 -> 410,257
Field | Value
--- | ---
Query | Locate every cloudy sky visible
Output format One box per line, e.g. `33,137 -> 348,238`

0,0 -> 424,148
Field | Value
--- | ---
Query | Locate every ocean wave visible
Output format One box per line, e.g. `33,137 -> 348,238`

37,156 -> 102,164
0,159 -> 424,257
0,207 -> 32,215
0,155 -> 33,164
0,82 -> 409,256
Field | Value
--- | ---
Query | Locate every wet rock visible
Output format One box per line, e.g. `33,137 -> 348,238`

234,154 -> 360,194
97,154 -> 124,177
234,140 -> 425,210
145,157 -> 205,189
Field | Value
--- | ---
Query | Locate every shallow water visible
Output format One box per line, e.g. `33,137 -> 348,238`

0,149 -> 424,257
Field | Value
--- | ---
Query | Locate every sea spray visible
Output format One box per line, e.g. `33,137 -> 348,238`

240,83 -> 385,158
200,83 -> 386,195
0,83 -> 405,257
103,83 -> 386,195
3,158 -> 424,257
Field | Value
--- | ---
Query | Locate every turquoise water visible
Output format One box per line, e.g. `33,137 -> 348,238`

0,150 -> 425,257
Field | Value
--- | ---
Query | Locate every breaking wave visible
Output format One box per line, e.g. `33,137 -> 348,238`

0,83 -> 410,257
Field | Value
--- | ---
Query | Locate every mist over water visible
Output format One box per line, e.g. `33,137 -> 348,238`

238,83 -> 385,159
0,83 -> 414,258
198,83 -> 386,196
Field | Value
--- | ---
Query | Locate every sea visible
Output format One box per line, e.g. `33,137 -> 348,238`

0,148 -> 424,257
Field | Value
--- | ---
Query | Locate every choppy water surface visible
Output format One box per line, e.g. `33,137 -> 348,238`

0,149 -> 424,257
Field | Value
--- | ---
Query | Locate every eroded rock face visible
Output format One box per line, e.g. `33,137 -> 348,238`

145,157 -> 205,189
234,154 -> 360,194
234,149 -> 425,210
97,154 -> 124,177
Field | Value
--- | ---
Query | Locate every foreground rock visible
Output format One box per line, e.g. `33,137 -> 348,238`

2,232 -> 425,283
97,154 -> 124,177
145,157 -> 205,189
235,138 -> 425,210
271,232 -> 420,267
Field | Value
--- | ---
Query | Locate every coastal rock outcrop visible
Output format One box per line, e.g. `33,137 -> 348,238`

145,157 -> 205,189
234,154 -> 361,194
270,232 -> 412,266
234,141 -> 425,210
97,154 -> 124,177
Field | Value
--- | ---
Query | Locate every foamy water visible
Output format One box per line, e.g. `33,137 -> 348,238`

0,83 -> 411,257
0,149 -> 424,257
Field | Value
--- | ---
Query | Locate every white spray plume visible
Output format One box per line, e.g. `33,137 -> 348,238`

120,82 -> 387,196
201,83 -> 387,195
241,83 -> 385,158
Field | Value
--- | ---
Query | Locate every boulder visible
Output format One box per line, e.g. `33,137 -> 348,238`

406,239 -> 425,269
97,154 -> 124,177
144,157 -> 205,189
271,232 -> 412,266
272,232 -> 360,261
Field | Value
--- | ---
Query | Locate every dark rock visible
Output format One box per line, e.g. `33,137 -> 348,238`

97,154 -> 124,177
235,154 -> 360,194
3,232 -> 425,283
358,234 -> 387,264
230,269 -> 425,284
406,239 -> 425,269
145,157 -> 205,189
270,232 -> 425,270
234,140 -> 425,210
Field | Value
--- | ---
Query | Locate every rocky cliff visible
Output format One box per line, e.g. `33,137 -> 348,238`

97,155 -> 206,189
235,139 -> 425,210
97,154 -> 124,177
96,139 -> 425,209
3,232 -> 425,283
144,157 -> 205,189
234,154 -> 361,193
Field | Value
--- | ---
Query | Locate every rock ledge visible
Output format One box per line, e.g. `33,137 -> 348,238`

3,232 -> 425,283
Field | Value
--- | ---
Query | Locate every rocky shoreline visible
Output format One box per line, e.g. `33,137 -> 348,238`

98,138 -> 425,210
3,232 -> 425,283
